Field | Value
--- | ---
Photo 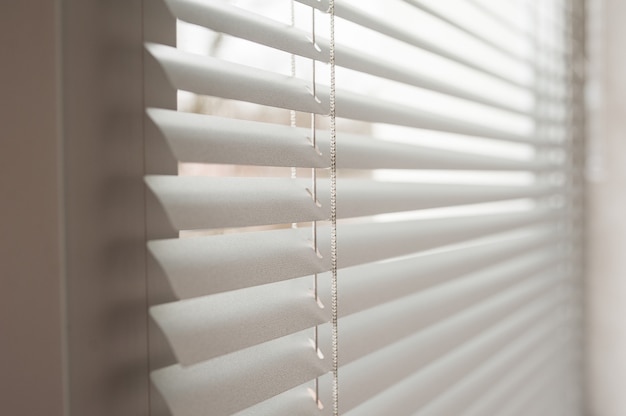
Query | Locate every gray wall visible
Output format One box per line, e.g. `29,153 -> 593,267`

61,0 -> 149,415
1,1 -> 149,415
586,0 -> 626,415
0,2 -> 66,415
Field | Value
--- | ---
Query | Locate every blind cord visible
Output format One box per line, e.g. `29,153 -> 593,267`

289,0 -> 297,180
308,3 -> 322,409
291,5 -> 324,407
329,0 -> 339,414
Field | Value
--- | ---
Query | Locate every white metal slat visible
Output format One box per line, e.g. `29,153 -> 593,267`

150,277 -> 328,365
454,341 -> 564,416
295,0 -> 531,89
318,252 -> 563,368
164,0 -> 532,116
146,175 -> 560,229
151,233 -> 559,366
151,330 -> 329,415
228,268 -> 563,416
145,42 -> 326,113
401,0 -> 529,64
318,228 -> 559,317
344,301 -> 564,416
148,43 -> 551,145
413,326 -> 566,416
321,272 -> 564,415
149,108 -> 559,170
148,209 -> 560,298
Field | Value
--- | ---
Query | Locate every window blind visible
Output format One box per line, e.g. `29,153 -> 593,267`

143,0 -> 584,415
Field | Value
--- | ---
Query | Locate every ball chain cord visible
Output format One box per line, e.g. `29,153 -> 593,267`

328,0 -> 339,414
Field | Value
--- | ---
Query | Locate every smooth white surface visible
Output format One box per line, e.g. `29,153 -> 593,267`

345,304 -> 562,416
226,269 -> 563,416
145,175 -> 326,229
316,209 -> 559,269
166,0 -> 531,115
318,85 -> 545,145
164,0 -> 325,61
152,241 -> 560,366
295,0 -> 529,89
148,209 -> 559,299
148,227 -> 325,297
147,174 -> 558,229
149,108 -> 556,170
147,108 -> 327,168
146,42 -> 326,113
151,277 -> 328,365
318,228 -> 559,316
150,38 -> 541,143
415,323 -> 564,416
322,251 -> 563,366
325,272 -> 564,414
461,340 -> 563,416
587,0 -> 626,414
151,330 -> 329,416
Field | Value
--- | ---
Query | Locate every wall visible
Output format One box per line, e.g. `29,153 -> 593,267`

0,1 -> 65,415
0,1 -> 150,415
586,0 -> 626,415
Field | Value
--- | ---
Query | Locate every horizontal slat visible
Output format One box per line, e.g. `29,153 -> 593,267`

164,0 -> 531,116
403,1 -> 566,85
426,336 -> 563,416
316,208 -> 560,269
319,227 -> 559,317
344,302 -> 562,416
148,227 -> 325,297
415,7 -> 566,89
147,42 -> 552,144
147,175 -> 559,229
147,108 -> 326,168
318,85 -> 549,145
151,278 -> 328,365
324,271 -> 563,415
330,43 -> 531,118
334,132 -> 555,169
164,0 -> 324,61
145,42 -> 325,114
149,108 -> 557,170
473,0 -> 567,66
417,340 -> 566,416
145,176 -> 325,229
463,355 -> 556,416
151,330 -> 329,416
321,181 -> 558,218
152,229 -> 558,366
496,353 -> 571,416
466,0 -> 532,41
233,386 -> 320,416
295,0 -> 530,89
318,250 -> 563,367
401,0 -> 528,64
149,209 -> 559,296
238,273 -> 562,416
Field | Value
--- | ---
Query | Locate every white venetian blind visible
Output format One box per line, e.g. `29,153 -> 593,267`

144,0 -> 584,415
